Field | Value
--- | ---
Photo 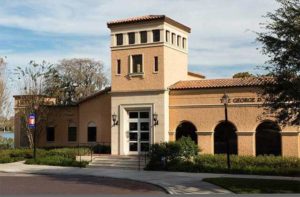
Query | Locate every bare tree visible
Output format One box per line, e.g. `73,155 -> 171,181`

14,60 -> 56,148
45,58 -> 109,104
0,57 -> 8,118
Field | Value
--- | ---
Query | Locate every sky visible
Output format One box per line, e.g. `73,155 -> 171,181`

0,0 -> 279,85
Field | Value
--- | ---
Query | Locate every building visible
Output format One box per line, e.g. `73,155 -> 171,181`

14,15 -> 300,157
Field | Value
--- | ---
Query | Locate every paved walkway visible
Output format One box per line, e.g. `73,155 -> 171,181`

0,161 -> 299,194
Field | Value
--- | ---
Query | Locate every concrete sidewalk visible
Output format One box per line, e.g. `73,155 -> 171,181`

0,161 -> 299,194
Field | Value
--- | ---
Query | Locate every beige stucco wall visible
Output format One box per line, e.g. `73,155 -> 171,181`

169,87 -> 300,157
111,90 -> 169,155
14,92 -> 112,148
78,93 -> 111,144
164,45 -> 188,87
111,46 -> 165,92
37,106 -> 79,147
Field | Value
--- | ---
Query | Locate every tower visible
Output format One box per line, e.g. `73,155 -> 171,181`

107,15 -> 191,155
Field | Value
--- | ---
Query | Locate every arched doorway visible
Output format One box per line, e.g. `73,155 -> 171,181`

175,121 -> 198,144
214,121 -> 238,154
256,121 -> 281,156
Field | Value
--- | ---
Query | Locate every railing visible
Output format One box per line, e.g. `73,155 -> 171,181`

76,142 -> 111,163
138,151 -> 149,171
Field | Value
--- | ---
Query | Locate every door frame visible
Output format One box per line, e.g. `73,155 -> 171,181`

119,104 -> 154,155
128,110 -> 151,155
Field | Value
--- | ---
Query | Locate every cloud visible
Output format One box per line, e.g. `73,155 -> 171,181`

0,0 -> 279,80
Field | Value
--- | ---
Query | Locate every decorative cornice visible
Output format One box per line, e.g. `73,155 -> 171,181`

281,131 -> 299,136
197,131 -> 213,135
236,131 -> 255,136
169,103 -> 262,108
111,89 -> 167,95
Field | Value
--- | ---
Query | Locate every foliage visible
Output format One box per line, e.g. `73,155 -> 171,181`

257,0 -> 300,125
203,178 -> 300,194
14,60 -> 56,148
0,148 -> 90,167
92,144 -> 111,154
0,148 -> 33,163
147,137 -> 199,170
45,148 -> 90,159
44,58 -> 109,105
0,56 -> 9,120
232,72 -> 255,78
0,136 -> 14,149
146,153 -> 300,176
25,155 -> 88,167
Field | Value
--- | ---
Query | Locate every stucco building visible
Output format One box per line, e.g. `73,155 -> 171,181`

14,15 -> 300,157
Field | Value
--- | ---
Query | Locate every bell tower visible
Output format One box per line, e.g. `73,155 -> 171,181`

107,15 -> 192,155
107,15 -> 191,92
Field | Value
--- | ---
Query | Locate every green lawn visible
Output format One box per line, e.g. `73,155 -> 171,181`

203,177 -> 300,194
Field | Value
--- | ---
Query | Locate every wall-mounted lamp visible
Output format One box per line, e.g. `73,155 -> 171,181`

221,92 -> 230,105
112,113 -> 118,126
153,113 -> 159,126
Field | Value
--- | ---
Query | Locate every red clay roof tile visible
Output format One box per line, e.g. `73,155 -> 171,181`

107,15 -> 191,33
169,77 -> 274,90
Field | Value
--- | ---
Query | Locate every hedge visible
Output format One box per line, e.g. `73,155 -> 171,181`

145,140 -> 300,176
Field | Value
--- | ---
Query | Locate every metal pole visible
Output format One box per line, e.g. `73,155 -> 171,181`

33,109 -> 37,160
224,103 -> 231,169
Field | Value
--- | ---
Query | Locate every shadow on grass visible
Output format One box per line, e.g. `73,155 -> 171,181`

203,177 -> 300,194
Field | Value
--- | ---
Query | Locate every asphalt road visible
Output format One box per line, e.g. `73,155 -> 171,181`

0,172 -> 166,195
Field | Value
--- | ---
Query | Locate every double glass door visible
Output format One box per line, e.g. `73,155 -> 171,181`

128,111 -> 150,153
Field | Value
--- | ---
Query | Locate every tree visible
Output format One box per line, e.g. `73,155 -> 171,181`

14,60 -> 56,148
257,0 -> 300,126
0,57 -> 8,117
232,72 -> 255,78
45,58 -> 109,105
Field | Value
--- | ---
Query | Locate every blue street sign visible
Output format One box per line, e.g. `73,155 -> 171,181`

28,113 -> 36,129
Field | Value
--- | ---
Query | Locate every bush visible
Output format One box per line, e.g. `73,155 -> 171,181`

0,137 -> 14,149
146,137 -> 199,170
0,149 -> 34,163
25,155 -> 88,167
146,151 -> 300,176
45,148 -> 90,159
92,144 -> 111,154
0,148 -> 91,167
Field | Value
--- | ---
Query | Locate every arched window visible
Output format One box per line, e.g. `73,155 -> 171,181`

256,121 -> 281,156
87,122 -> 97,142
68,122 -> 77,142
214,121 -> 238,154
175,121 -> 198,144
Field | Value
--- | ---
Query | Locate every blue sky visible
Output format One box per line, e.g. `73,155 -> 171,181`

0,0 -> 279,83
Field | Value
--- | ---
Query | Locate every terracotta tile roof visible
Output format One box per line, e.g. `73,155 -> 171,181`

188,71 -> 206,79
107,15 -> 191,33
107,15 -> 165,25
77,87 -> 111,104
169,77 -> 275,90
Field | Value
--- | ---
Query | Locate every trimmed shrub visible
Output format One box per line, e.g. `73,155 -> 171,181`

93,144 -> 111,154
25,155 -> 88,167
45,148 -> 89,159
147,152 -> 300,176
0,137 -> 14,149
146,137 -> 199,170
0,148 -> 91,167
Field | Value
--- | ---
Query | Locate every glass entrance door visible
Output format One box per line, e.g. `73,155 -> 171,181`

128,111 -> 150,154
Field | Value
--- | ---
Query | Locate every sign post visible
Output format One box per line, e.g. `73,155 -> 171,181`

28,113 -> 36,160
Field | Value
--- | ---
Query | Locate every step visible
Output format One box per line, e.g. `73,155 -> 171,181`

91,160 -> 147,165
88,164 -> 145,170
88,155 -> 148,169
92,158 -> 146,162
89,163 -> 145,168
93,155 -> 147,160
89,162 -> 145,167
